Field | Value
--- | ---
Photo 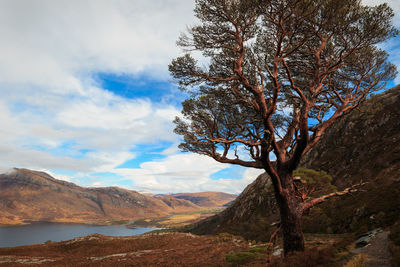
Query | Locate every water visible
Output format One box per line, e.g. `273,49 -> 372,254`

0,222 -> 155,248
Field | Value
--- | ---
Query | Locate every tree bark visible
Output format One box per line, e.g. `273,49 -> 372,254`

279,192 -> 305,254
271,170 -> 305,254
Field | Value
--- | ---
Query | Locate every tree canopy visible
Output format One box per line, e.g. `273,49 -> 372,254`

170,0 -> 397,172
169,0 -> 397,254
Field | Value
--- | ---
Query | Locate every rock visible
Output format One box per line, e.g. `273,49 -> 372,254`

355,228 -> 382,247
272,248 -> 283,256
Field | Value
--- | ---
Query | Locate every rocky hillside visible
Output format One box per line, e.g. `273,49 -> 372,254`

188,86 -> 400,240
301,86 -> 400,187
0,168 -> 233,225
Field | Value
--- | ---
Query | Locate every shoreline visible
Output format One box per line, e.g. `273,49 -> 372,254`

0,220 -> 163,230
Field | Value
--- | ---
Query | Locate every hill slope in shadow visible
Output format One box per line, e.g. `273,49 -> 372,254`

187,86 -> 400,240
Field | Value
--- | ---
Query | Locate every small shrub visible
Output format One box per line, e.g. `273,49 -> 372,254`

225,246 -> 268,266
293,168 -> 337,196
226,251 -> 258,266
249,247 -> 267,253
217,232 -> 235,241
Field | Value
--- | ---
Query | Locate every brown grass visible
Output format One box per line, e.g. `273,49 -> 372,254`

0,232 -> 248,267
343,254 -> 369,267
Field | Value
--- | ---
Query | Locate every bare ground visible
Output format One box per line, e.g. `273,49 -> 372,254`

351,231 -> 391,267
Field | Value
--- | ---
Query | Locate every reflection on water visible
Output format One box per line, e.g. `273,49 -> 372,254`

0,222 -> 155,248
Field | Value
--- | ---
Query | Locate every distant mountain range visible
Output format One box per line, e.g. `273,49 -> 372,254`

0,168 -> 236,225
155,192 -> 236,207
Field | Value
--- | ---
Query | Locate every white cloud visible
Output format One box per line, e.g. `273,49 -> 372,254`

0,0 -> 196,87
114,153 -> 226,192
0,0 -> 397,194
362,0 -> 400,85
0,87 -> 180,172
39,169 -> 72,182
0,0 -> 197,177
113,153 -> 263,194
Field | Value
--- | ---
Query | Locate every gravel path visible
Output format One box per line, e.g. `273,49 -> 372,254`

351,231 -> 391,267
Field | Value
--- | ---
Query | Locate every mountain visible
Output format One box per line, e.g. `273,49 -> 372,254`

187,172 -> 278,240
156,192 -> 237,207
0,168 -> 233,225
187,86 -> 400,240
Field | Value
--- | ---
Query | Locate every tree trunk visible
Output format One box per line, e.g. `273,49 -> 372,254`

272,171 -> 305,255
279,193 -> 305,254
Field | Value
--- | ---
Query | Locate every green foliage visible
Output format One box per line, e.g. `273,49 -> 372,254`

249,247 -> 267,253
226,251 -> 258,266
293,168 -> 337,196
294,168 -> 332,184
171,0 -> 397,254
169,0 -> 397,169
225,247 -> 267,266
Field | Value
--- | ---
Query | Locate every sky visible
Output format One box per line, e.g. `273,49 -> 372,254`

0,0 -> 399,194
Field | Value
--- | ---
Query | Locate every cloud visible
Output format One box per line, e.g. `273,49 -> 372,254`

0,0 -> 398,194
362,0 -> 400,85
0,0 -> 196,87
114,153 -> 227,193
0,0 -> 197,176
113,153 -> 264,194
0,87 -> 181,173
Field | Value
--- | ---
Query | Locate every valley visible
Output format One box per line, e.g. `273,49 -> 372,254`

0,168 -> 236,226
0,87 -> 399,265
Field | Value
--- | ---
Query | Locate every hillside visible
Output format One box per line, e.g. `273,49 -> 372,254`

156,192 -> 237,207
0,168 -> 233,225
0,232 -> 250,267
187,86 -> 400,240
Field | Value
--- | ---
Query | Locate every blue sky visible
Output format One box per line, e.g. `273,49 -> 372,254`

0,0 -> 399,194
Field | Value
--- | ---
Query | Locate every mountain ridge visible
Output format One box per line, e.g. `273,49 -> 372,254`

0,168 -> 236,225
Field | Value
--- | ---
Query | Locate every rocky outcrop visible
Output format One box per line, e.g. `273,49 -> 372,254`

301,86 -> 400,188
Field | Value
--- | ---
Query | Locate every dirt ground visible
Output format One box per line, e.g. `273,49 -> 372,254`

0,232 -> 249,267
351,231 -> 391,267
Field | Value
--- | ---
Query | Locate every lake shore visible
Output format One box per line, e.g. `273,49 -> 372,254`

0,231 -> 250,266
0,222 -> 156,248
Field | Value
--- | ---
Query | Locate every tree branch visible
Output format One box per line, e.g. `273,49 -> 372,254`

214,155 -> 263,169
301,181 -> 367,212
